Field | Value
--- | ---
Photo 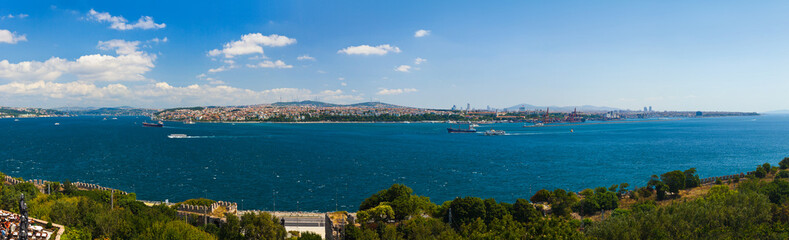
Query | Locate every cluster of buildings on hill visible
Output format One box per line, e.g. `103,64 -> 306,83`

0,107 -> 65,119
154,105 -> 460,122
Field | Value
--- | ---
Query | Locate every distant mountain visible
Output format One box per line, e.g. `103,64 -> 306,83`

271,101 -> 404,108
271,100 -> 340,107
347,102 -> 404,108
504,104 -> 620,113
58,106 -> 160,115
763,110 -> 789,115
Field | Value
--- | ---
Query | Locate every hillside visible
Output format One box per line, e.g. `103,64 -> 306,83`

271,101 -> 404,108
505,104 -> 621,113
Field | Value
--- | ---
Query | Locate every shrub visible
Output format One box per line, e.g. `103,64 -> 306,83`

780,157 -> 789,169
715,178 -> 722,185
756,165 -> 767,178
777,171 -> 789,179
530,189 -> 552,203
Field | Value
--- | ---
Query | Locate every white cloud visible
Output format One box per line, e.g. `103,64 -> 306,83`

337,44 -> 401,56
338,77 -> 345,81
341,82 -> 347,86
97,39 -> 141,55
208,33 -> 296,58
297,55 -> 315,61
0,29 -> 27,44
414,29 -> 430,38
395,65 -> 411,72
414,57 -> 427,65
0,39 -> 155,82
1,14 -> 29,20
377,88 -> 418,95
149,37 -> 168,43
247,60 -> 293,69
0,81 -> 363,106
87,9 -> 165,30
208,66 -> 230,73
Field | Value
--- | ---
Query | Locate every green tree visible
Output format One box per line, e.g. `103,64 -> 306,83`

448,197 -> 486,229
240,212 -> 287,240
617,183 -> 630,198
530,189 -> 551,203
297,232 -> 322,240
512,198 -> 540,223
218,213 -> 242,240
549,189 -> 578,217
755,165 -> 768,178
483,198 -> 508,224
358,204 -> 395,223
780,157 -> 789,169
660,170 -> 686,196
683,168 -> 700,189
359,184 -> 434,220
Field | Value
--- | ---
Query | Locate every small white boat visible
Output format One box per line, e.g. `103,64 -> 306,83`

54,123 -> 60,126
14,119 -> 19,122
184,119 -> 195,124
484,129 -> 506,136
470,124 -> 479,127
168,134 -> 188,139
112,117 -> 118,120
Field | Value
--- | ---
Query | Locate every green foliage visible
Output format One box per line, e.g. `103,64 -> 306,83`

715,178 -> 722,185
512,198 -> 540,224
637,187 -> 652,199
218,213 -> 242,240
683,168 -> 700,189
239,212 -> 287,240
548,189 -> 578,217
483,198 -> 508,224
586,191 -> 773,239
617,183 -> 630,198
61,227 -> 92,240
654,181 -> 668,200
297,231 -> 322,240
448,197 -> 486,229
358,203 -> 395,223
359,184 -> 435,220
182,198 -> 216,206
756,165 -> 768,178
780,157 -> 789,169
777,171 -> 789,179
759,179 -> 789,204
660,170 -> 686,196
530,189 -> 552,203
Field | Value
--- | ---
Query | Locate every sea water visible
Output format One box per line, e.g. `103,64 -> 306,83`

0,115 -> 786,211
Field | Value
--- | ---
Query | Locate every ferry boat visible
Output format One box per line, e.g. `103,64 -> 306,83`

142,121 -> 164,127
168,134 -> 188,139
484,129 -> 506,136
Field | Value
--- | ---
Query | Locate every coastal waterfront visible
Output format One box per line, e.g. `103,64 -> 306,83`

1,115 -> 786,212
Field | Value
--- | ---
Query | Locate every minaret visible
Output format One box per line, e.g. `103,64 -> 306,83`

19,194 -> 29,240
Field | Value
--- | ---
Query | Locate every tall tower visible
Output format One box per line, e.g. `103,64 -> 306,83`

19,194 -> 29,240
467,103 -> 471,111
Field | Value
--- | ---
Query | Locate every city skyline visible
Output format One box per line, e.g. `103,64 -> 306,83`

3,1 -> 789,112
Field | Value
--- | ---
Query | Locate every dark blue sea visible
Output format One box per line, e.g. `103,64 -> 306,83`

0,115 -> 786,211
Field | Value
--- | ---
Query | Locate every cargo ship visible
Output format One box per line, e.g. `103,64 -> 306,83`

142,121 -> 164,127
447,123 -> 477,133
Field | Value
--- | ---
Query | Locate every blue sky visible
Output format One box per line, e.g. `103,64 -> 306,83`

1,1 -> 789,111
